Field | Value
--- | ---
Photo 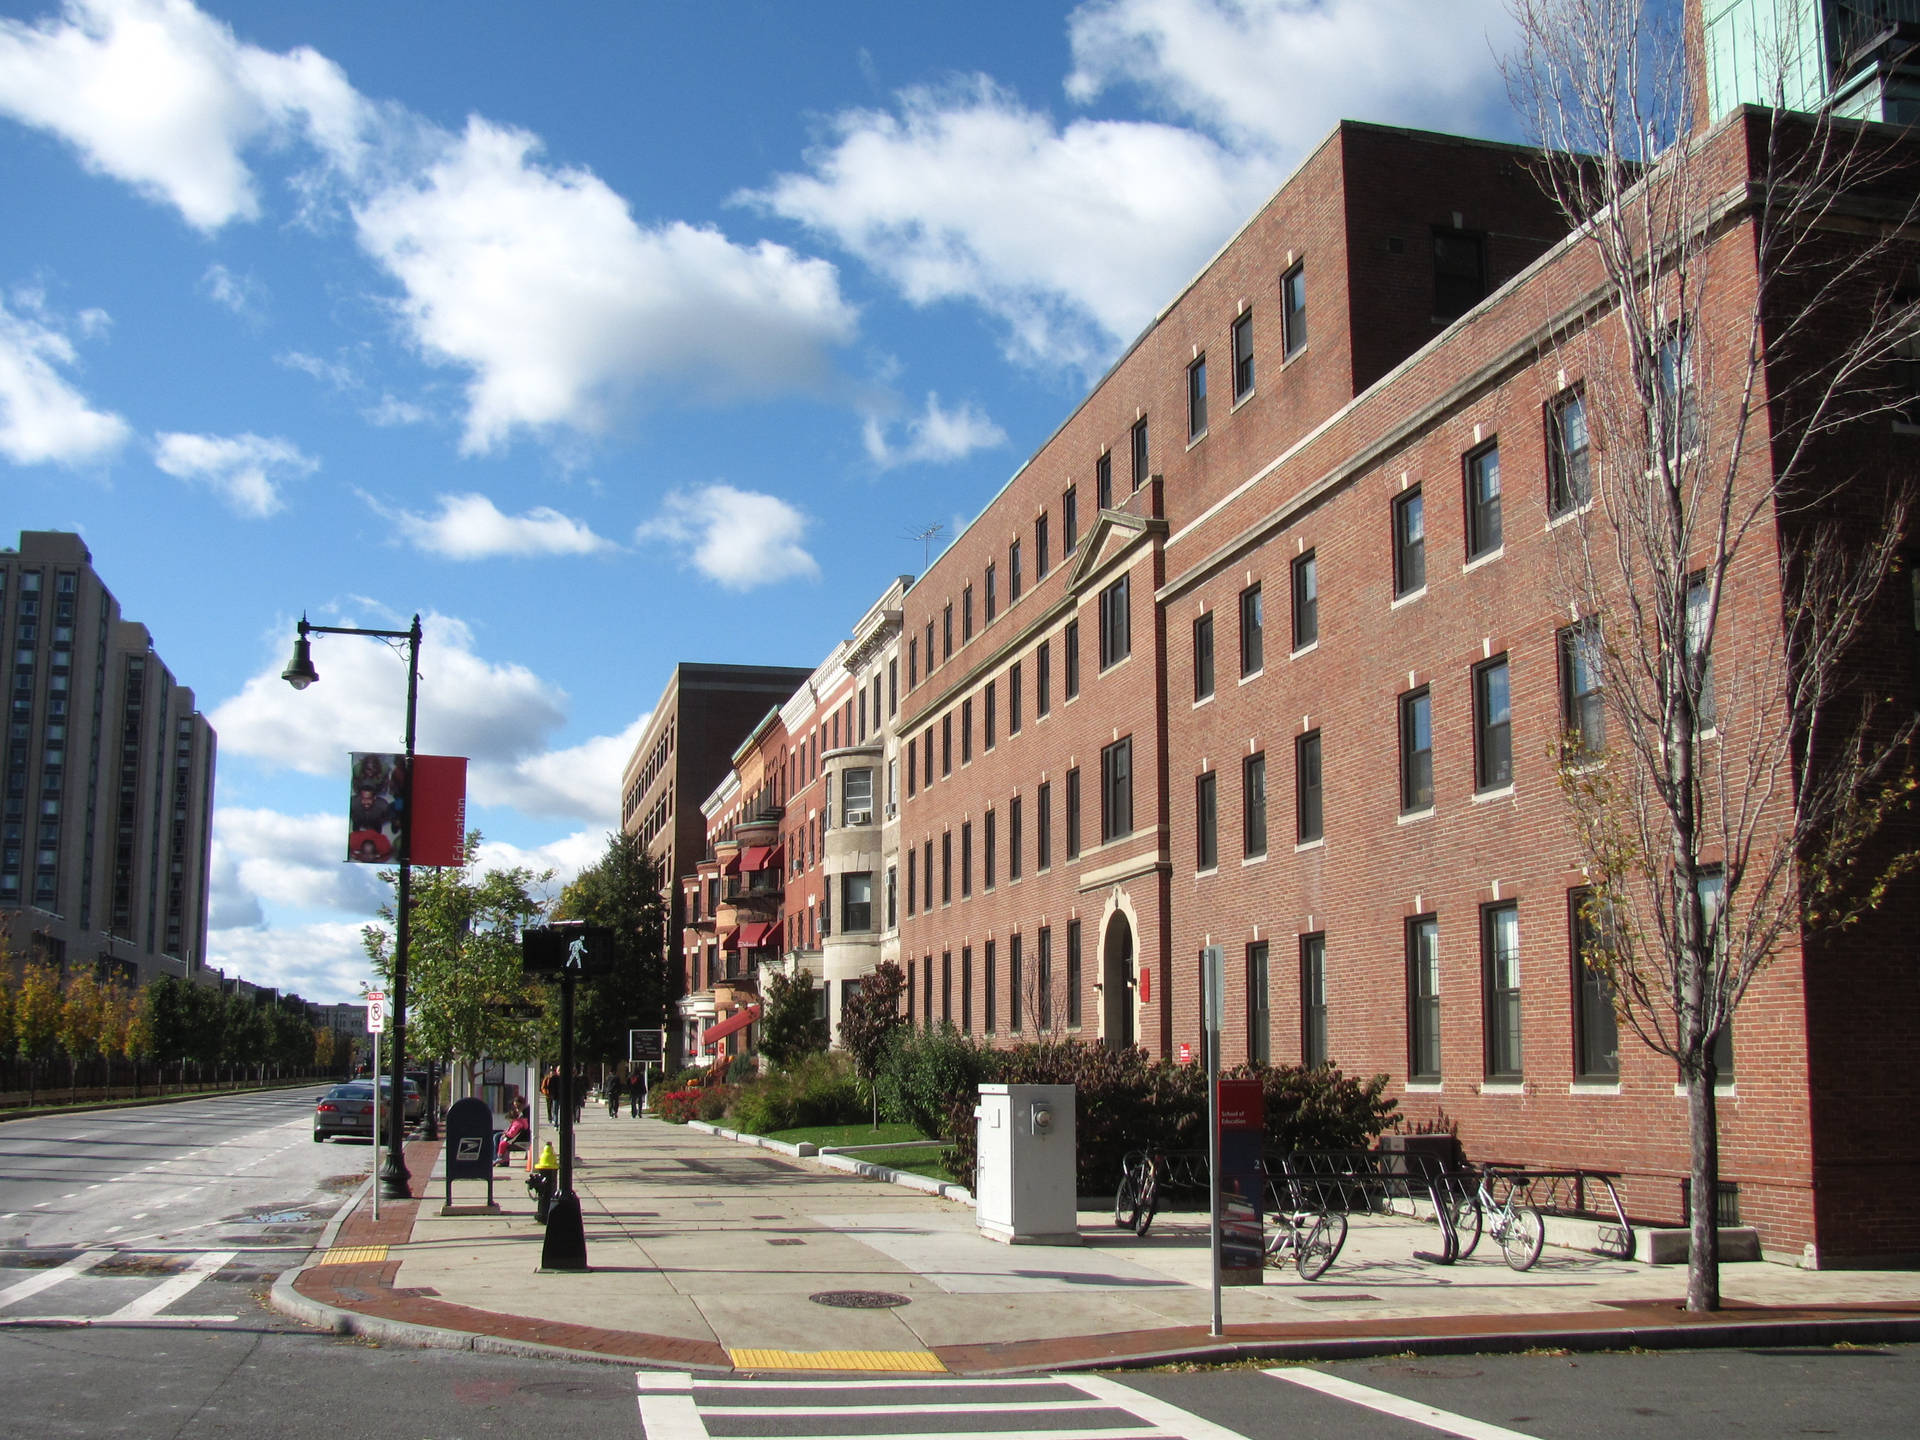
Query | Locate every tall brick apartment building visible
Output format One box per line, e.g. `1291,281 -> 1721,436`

883,105 -> 1919,1266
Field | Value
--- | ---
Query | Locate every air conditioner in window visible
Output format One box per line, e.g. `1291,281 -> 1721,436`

884,803 -> 898,819
845,809 -> 873,827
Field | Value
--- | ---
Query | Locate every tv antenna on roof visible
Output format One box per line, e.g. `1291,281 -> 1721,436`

903,521 -> 947,573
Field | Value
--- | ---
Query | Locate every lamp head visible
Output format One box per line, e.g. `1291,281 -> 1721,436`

282,620 -> 319,691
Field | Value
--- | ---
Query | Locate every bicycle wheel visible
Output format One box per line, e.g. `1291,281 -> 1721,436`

1113,1169 -> 1140,1230
1500,1204 -> 1545,1271
1448,1189 -> 1483,1259
1295,1210 -> 1347,1280
1133,1170 -> 1160,1236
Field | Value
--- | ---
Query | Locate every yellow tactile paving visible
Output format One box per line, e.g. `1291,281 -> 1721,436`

316,1245 -> 389,1265
728,1347 -> 947,1373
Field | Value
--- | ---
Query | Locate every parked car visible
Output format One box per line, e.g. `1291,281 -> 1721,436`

313,1083 -> 376,1142
384,1076 -> 425,1123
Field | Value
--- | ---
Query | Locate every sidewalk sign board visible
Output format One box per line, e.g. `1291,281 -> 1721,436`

1217,1077 -> 1265,1284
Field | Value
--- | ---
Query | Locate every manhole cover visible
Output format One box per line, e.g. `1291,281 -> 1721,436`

248,1210 -> 314,1225
810,1290 -> 910,1309
768,1238 -> 805,1247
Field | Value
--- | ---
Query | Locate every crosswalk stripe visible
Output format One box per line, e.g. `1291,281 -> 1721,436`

1268,1369 -> 1543,1440
107,1249 -> 234,1320
701,1400 -> 1118,1417
1066,1376 -> 1256,1440
0,1250 -> 109,1310
635,1392 -> 709,1440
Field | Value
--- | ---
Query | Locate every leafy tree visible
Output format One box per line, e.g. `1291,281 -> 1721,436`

550,830 -> 669,1063
363,830 -> 551,1096
0,968 -> 16,1063
758,966 -> 829,1070
314,1026 -> 335,1072
142,975 -> 193,1088
838,960 -> 906,1128
57,970 -> 104,1099
14,962 -> 62,1105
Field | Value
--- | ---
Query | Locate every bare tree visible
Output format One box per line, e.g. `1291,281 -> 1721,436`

1506,0 -> 1920,1310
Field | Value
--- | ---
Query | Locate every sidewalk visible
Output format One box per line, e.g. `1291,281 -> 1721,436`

272,1108 -> 1920,1375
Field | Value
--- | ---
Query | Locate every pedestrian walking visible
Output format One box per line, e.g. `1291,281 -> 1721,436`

541,1065 -> 559,1126
605,1072 -> 625,1118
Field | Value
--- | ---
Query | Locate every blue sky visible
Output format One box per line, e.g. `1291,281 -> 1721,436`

2,0 -> 1525,1002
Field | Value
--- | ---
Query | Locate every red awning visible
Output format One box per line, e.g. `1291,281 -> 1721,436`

725,919 -> 781,950
740,844 -> 781,873
701,1004 -> 761,1049
721,851 -> 742,875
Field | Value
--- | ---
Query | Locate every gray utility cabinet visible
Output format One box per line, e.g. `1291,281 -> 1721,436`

973,1083 -> 1079,1245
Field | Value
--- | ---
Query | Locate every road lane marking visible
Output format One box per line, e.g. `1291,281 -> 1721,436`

0,1250 -> 109,1310
1068,1375 -> 1253,1440
635,1392 -> 708,1440
700,1400 -> 1117,1417
108,1250 -> 235,1320
1268,1369 -> 1542,1440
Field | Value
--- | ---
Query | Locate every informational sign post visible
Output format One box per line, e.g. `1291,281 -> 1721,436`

366,992 -> 387,1221
1201,945 -> 1224,1336
1217,1077 -> 1266,1285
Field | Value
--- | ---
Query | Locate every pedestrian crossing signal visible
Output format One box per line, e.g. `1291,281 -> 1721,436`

521,922 -> 616,975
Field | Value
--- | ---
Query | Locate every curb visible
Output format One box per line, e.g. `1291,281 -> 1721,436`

689,1119 -> 975,1204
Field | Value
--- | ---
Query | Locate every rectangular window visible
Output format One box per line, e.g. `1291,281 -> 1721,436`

1036,512 -> 1050,578
1096,451 -> 1113,511
1063,485 -> 1079,550
908,638 -> 918,689
942,714 -> 952,777
1394,487 -> 1426,596
1570,889 -> 1619,1080
1656,324 -> 1700,454
962,584 -> 974,642
1232,310 -> 1255,399
1036,640 -> 1051,717
1247,941 -> 1270,1064
886,864 -> 897,929
843,766 -> 873,825
1465,441 -> 1502,559
1130,416 -> 1150,489
1474,656 -> 1512,791
925,620 -> 935,673
1242,752 -> 1267,858
985,562 -> 997,623
1281,261 -> 1308,356
942,951 -> 951,1024
984,678 -> 996,749
1067,920 -> 1083,1028
941,831 -> 952,905
942,603 -> 953,661
906,742 -> 917,799
961,946 -> 973,1033
1066,766 -> 1082,858
1548,387 -> 1591,514
1009,661 -> 1023,734
985,939 -> 997,1033
889,657 -> 897,716
1483,902 -> 1521,1079
1408,916 -> 1441,1081
1432,229 -> 1486,320
1009,793 -> 1023,880
1697,869 -> 1734,1078
1036,781 -> 1052,869
1400,687 -> 1433,812
1009,934 -> 1024,1034
1560,619 -> 1605,756
922,956 -> 933,1029
1295,730 -> 1322,843
960,821 -> 973,899
1188,354 -> 1208,439
961,698 -> 973,764
1037,927 -> 1054,1030
1196,770 -> 1218,869
922,839 -> 933,912
1193,612 -> 1215,700
1100,575 -> 1131,668
1291,552 -> 1317,650
1687,573 -> 1716,730
1239,583 -> 1264,675
1101,736 -> 1133,843
923,729 -> 933,789
984,808 -> 997,890
1009,539 -> 1023,603
842,871 -> 874,932
1064,619 -> 1080,698
1300,933 -> 1328,1068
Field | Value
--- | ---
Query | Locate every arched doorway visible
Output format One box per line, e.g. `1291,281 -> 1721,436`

1102,914 -> 1135,1049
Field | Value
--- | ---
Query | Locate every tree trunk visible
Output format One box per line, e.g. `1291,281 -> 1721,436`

1686,1059 -> 1722,1311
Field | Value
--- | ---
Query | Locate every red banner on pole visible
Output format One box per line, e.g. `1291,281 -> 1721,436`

409,755 -> 468,868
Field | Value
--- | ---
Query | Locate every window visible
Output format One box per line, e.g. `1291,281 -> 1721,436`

1548,387 -> 1591,514
908,638 -> 918,689
984,808 -> 997,890
1465,441 -> 1502,559
1696,869 -> 1734,1078
1101,736 -> 1133,842
1559,619 -> 1604,756
1474,656 -> 1512,791
843,767 -> 874,825
962,584 -> 974,642
906,743 -> 917,799
984,678 -> 996,749
923,729 -> 932,788
1281,261 -> 1307,356
1036,513 -> 1050,578
1432,229 -> 1486,320
1130,416 -> 1150,489
1096,451 -> 1113,511
1188,354 -> 1208,439
1408,916 -> 1441,1081
942,951 -> 951,1023
922,838 -> 933,911
1009,539 -> 1023,603
1232,310 -> 1255,399
985,562 -> 997,623
942,714 -> 952,777
941,831 -> 952,904
961,946 -> 973,1032
1247,941 -> 1270,1064
1483,903 -> 1521,1079
961,698 -> 973,764
1400,687 -> 1433,812
1009,934 -> 1024,1033
1239,584 -> 1264,675
985,939 -> 997,1033
1064,620 -> 1080,698
942,603 -> 953,661
1037,928 -> 1054,1030
922,956 -> 933,1028
925,620 -> 935,672
1241,752 -> 1267,858
889,658 -> 897,716
1009,661 -> 1023,734
1067,920 -> 1083,1028
1036,781 -> 1052,869
1036,640 -> 1051,717
842,872 -> 874,933
1656,324 -> 1700,454
960,821 -> 973,899
1291,552 -> 1317,650
1196,771 -> 1218,869
1193,612 -> 1215,700
1393,488 -> 1426,596
887,864 -> 897,929
1099,575 -> 1131,668
1066,766 -> 1082,858
1063,485 -> 1079,550
1295,730 -> 1322,843
1570,889 -> 1619,1080
1009,793 -> 1023,880
1686,573 -> 1716,730
1300,933 -> 1328,1068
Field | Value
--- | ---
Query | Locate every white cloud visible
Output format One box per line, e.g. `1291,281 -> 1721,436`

152,429 -> 318,516
353,116 -> 859,454
746,77 -> 1273,371
371,490 -> 615,561
473,830 -> 602,895
1065,0 -> 1518,150
207,919 -> 377,1006
210,610 -> 569,789
0,293 -> 130,464
277,348 -> 358,389
636,483 -> 819,590
0,0 -> 371,231
199,260 -> 264,316
863,391 -> 1007,469
363,393 -> 428,427
209,805 -> 387,925
476,713 -> 649,827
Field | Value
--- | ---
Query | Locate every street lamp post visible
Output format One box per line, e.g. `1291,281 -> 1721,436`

284,612 -> 423,1201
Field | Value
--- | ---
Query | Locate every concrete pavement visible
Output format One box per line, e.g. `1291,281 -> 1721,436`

272,1107 -> 1920,1374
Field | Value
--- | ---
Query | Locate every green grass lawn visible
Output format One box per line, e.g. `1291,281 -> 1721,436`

766,1121 -> 964,1186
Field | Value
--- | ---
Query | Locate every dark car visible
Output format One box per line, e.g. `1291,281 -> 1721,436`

313,1082 -> 376,1142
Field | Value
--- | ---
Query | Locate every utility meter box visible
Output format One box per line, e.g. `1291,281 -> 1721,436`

973,1083 -> 1079,1245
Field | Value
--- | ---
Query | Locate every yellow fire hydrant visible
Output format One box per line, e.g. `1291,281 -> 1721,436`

527,1140 -> 559,1223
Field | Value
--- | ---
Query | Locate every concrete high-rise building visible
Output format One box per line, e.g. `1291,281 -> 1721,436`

2,531 -> 216,985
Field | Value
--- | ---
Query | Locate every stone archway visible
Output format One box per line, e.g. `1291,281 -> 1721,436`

1102,912 -> 1135,1050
